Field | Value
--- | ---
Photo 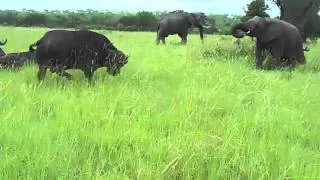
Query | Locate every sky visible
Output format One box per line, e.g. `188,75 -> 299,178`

0,0 -> 279,17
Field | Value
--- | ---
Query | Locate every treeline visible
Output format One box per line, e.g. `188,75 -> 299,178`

0,9 -> 241,34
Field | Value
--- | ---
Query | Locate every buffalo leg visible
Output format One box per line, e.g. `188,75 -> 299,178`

37,66 -> 47,81
255,42 -> 264,68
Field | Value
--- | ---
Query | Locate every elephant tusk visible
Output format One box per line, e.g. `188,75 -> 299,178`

246,30 -> 251,34
203,25 -> 211,29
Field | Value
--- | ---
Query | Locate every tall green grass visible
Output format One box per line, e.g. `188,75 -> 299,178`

0,27 -> 319,179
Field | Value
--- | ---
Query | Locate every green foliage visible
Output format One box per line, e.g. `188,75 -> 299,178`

0,27 -> 320,179
242,0 -> 270,21
136,11 -> 157,31
202,38 -> 255,62
0,9 -> 238,34
209,15 -> 242,35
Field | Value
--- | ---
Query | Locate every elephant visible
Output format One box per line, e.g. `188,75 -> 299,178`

0,38 -> 7,57
156,12 -> 209,45
231,16 -> 306,68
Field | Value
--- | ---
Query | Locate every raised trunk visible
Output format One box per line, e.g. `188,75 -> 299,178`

231,23 -> 248,38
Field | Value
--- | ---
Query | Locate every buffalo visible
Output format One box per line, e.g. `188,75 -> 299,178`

29,30 -> 128,82
0,51 -> 35,69
0,39 -> 7,57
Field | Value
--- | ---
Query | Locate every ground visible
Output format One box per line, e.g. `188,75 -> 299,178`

0,26 -> 319,179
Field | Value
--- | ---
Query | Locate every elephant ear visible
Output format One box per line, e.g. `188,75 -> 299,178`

248,16 -> 266,36
190,13 -> 204,27
189,13 -> 198,25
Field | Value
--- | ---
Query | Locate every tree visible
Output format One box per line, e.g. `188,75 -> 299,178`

136,11 -> 157,31
242,0 -> 270,21
269,0 -> 320,40
118,14 -> 138,27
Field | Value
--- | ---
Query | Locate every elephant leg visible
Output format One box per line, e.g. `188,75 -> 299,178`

289,58 -> 297,68
270,45 -> 284,69
178,32 -> 187,44
156,34 -> 160,45
156,30 -> 166,45
271,57 -> 281,68
84,69 -> 95,83
282,57 -> 297,68
255,42 -> 264,69
181,37 -> 187,44
160,37 -> 166,44
279,57 -> 291,67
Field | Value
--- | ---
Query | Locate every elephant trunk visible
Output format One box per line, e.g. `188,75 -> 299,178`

231,23 -> 250,38
0,39 -> 7,46
199,26 -> 204,41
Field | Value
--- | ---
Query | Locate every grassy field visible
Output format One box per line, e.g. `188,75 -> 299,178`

0,26 -> 320,179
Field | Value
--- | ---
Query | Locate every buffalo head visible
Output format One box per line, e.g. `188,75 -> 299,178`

105,50 -> 128,76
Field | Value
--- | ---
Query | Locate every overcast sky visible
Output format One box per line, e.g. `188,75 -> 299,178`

1,0 -> 279,16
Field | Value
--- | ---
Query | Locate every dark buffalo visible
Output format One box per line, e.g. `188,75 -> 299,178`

29,30 -> 128,82
0,39 -> 7,57
0,51 -> 35,69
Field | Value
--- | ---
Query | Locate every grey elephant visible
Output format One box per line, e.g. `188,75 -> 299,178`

156,12 -> 209,45
231,16 -> 306,68
0,39 -> 7,57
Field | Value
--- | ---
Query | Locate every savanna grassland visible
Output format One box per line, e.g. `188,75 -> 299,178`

0,26 -> 319,179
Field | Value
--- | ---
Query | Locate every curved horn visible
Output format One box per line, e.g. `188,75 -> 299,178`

0,39 -> 7,46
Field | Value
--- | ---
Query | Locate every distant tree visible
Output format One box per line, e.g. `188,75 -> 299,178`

118,14 -> 138,26
204,15 -> 218,34
0,9 -> 241,34
169,10 -> 185,14
0,10 -> 19,25
66,12 -> 81,28
136,11 -> 157,31
242,0 -> 270,21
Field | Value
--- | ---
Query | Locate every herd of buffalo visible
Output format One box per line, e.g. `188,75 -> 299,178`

0,12 -> 311,82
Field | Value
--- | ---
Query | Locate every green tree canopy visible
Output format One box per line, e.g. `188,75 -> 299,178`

242,0 -> 270,21
270,0 -> 320,40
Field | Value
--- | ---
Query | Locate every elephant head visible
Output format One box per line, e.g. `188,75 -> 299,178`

231,16 -> 266,39
188,13 -> 209,41
0,38 -> 7,46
